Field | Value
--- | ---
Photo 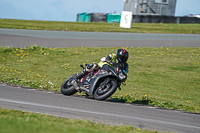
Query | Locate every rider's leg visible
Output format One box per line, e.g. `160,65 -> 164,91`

73,63 -> 99,90
76,63 -> 99,80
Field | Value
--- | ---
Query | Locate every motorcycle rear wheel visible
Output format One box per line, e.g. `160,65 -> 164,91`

61,75 -> 77,95
93,78 -> 117,100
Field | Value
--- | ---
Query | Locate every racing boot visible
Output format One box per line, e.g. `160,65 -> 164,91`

75,71 -> 85,80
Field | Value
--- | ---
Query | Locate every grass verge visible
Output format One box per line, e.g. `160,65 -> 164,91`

0,46 -> 199,113
0,108 -> 160,133
0,18 -> 200,34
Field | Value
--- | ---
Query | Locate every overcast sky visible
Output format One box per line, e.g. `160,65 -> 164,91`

0,0 -> 199,22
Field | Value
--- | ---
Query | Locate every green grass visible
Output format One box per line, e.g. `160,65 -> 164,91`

0,46 -> 200,113
0,18 -> 200,34
0,108 -> 160,133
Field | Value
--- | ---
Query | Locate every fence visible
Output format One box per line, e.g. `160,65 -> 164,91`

77,13 -> 200,24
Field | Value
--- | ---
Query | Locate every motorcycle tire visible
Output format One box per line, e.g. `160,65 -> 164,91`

61,74 -> 77,96
93,78 -> 117,100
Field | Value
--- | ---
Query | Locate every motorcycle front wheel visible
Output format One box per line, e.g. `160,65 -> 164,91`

93,78 -> 118,100
61,74 -> 77,95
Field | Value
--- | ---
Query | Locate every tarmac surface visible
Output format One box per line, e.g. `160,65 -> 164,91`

0,28 -> 200,48
0,84 -> 200,133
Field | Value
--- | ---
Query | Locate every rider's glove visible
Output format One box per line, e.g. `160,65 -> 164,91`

101,57 -> 106,62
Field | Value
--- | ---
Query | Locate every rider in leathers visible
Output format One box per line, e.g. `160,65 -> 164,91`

74,49 -> 129,90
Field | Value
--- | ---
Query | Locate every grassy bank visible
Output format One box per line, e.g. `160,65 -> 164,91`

0,108 -> 160,133
0,46 -> 199,113
0,18 -> 200,34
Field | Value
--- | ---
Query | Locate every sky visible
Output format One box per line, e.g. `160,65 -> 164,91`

0,0 -> 200,22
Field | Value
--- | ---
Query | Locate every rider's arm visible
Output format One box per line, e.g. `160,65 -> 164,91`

101,54 -> 116,62
101,54 -> 112,62
123,63 -> 129,74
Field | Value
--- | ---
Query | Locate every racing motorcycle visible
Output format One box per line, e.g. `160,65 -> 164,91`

61,62 -> 128,100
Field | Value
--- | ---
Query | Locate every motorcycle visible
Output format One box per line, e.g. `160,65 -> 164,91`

61,62 -> 128,100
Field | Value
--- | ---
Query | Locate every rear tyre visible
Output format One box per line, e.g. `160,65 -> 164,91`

93,78 -> 117,100
61,75 -> 77,95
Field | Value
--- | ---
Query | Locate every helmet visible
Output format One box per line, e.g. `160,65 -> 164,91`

116,49 -> 129,63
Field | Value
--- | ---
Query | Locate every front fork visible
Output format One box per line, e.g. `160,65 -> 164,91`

102,78 -> 111,89
102,78 -> 122,91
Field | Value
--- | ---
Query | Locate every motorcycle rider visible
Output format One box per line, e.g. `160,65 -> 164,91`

73,48 -> 129,90
99,48 -> 129,71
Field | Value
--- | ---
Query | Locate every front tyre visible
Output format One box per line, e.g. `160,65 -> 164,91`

93,78 -> 118,100
61,75 -> 77,95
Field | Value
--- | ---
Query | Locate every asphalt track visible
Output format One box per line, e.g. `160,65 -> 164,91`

0,84 -> 200,133
0,29 -> 200,133
0,28 -> 200,47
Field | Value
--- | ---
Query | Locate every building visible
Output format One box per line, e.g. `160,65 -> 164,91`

124,0 -> 177,16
